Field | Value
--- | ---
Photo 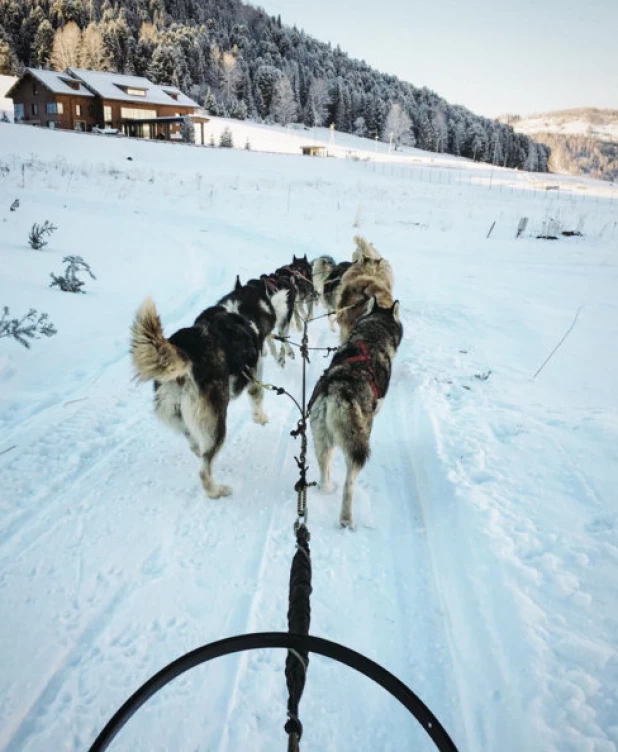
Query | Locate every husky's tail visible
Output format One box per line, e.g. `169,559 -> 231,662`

352,235 -> 382,263
131,297 -> 191,383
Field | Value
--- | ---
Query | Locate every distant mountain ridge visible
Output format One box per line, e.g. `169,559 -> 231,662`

0,0 -> 550,170
498,109 -> 618,181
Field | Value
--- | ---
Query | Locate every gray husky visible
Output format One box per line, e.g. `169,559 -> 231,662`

131,278 -> 275,498
308,298 -> 403,527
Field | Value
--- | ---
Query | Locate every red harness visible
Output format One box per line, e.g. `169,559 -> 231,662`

283,265 -> 313,287
262,274 -> 280,294
346,340 -> 381,400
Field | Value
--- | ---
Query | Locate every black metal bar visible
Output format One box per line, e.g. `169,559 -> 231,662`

87,632 -> 459,752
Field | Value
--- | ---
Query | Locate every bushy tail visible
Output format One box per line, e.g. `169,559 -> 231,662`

130,297 -> 191,383
352,235 -> 381,263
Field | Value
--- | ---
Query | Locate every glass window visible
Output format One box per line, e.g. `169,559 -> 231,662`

104,105 -> 112,122
120,107 -> 156,120
46,103 -> 57,114
57,102 -> 63,114
126,87 -> 146,96
14,103 -> 24,121
76,104 -> 82,116
32,103 -> 38,116
33,82 -> 38,95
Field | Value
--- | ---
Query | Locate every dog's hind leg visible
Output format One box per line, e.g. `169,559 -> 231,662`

340,459 -> 362,528
334,401 -> 371,528
310,397 -> 335,494
183,387 -> 232,499
154,381 -> 199,455
247,357 -> 268,425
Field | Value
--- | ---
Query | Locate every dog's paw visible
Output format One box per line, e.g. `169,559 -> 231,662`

339,516 -> 355,530
208,484 -> 232,499
253,410 -> 269,425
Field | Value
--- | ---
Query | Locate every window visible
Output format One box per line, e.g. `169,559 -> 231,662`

14,103 -> 24,121
126,87 -> 146,97
46,102 -> 63,115
120,107 -> 156,120
104,105 -> 112,123
32,103 -> 38,116
76,104 -> 82,116
33,82 -> 38,95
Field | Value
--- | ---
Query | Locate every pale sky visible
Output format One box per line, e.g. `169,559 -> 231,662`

255,0 -> 617,118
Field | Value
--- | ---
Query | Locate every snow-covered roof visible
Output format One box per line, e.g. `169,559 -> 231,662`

66,68 -> 199,108
19,68 -> 95,97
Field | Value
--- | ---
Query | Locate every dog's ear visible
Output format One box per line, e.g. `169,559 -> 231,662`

303,254 -> 308,261
363,295 -> 377,317
293,254 -> 298,262
391,300 -> 400,323
235,275 -> 242,291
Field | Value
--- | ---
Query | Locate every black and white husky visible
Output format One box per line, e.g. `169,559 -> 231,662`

130,278 -> 276,498
309,298 -> 403,527
260,254 -> 315,365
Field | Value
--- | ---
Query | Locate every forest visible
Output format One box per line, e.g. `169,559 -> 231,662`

0,0 -> 550,171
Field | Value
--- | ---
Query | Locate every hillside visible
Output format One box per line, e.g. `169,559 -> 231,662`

499,109 -> 618,181
0,122 -> 617,751
0,0 -> 549,171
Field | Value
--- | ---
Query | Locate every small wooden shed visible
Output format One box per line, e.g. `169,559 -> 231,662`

300,145 -> 327,157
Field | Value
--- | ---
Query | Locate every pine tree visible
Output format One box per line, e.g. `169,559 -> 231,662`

203,90 -> 218,115
180,116 -> 195,143
33,19 -> 54,68
219,126 -> 234,147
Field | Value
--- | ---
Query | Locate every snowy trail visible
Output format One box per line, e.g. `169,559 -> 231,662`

2,125 -> 618,751
0,312 -> 464,752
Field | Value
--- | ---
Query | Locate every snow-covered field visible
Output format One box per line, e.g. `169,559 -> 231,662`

1,121 -> 617,752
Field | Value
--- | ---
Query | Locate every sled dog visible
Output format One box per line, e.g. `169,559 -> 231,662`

131,278 -> 276,498
309,297 -> 403,527
311,255 -> 353,330
260,254 -> 315,365
336,236 -> 395,342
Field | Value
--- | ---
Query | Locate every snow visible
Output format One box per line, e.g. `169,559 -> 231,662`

0,74 -> 17,122
65,68 -> 200,108
1,122 -> 618,752
510,114 -> 618,143
22,69 -> 95,99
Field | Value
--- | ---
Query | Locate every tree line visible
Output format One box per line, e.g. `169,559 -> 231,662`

0,0 -> 550,171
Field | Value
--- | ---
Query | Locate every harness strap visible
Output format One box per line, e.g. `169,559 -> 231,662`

263,275 -> 280,294
323,275 -> 341,288
346,340 -> 381,400
282,266 -> 314,287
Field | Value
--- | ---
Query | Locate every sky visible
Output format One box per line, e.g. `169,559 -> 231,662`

254,0 -> 618,119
